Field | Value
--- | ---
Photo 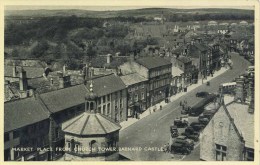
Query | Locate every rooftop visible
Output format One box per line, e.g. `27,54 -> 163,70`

136,57 -> 172,69
62,112 -> 121,136
4,65 -> 44,78
120,73 -> 148,86
226,102 -> 254,149
39,84 -> 88,113
4,97 -> 49,132
86,74 -> 126,97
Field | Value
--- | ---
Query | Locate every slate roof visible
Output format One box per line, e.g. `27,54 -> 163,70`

4,65 -> 44,78
177,56 -> 192,64
120,73 -> 148,86
4,97 -> 49,132
62,112 -> 121,136
86,74 -> 126,97
39,84 -> 88,113
136,57 -> 172,69
91,55 -> 129,69
226,102 -> 254,149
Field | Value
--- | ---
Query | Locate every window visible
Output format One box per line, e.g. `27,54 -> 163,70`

107,94 -> 110,102
13,130 -> 20,139
55,127 -> 59,140
103,96 -> 106,103
120,99 -> 123,108
98,107 -> 101,113
107,103 -> 110,115
4,133 -> 9,142
216,144 -> 227,161
141,92 -> 145,100
67,142 -> 71,149
103,105 -> 106,114
246,149 -> 254,161
4,149 -> 10,161
134,94 -> 138,102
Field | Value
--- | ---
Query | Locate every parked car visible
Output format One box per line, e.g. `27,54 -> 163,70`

174,135 -> 194,150
182,126 -> 200,142
174,115 -> 189,128
171,142 -> 191,155
198,115 -> 210,125
190,122 -> 205,132
196,91 -> 210,97
170,124 -> 179,138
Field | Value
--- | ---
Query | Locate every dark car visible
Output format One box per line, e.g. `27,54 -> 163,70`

174,118 -> 189,128
198,115 -> 210,125
190,122 -> 205,132
170,125 -> 179,138
175,135 -> 194,150
196,92 -> 209,97
171,142 -> 191,155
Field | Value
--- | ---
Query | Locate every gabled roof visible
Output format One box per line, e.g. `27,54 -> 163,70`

4,65 -> 44,78
226,102 -> 254,149
39,84 -> 88,113
120,73 -> 148,86
62,112 -> 121,136
4,97 -> 49,132
136,57 -> 172,69
86,74 -> 126,96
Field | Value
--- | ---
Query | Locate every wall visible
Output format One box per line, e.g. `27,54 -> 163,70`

200,106 -> 244,161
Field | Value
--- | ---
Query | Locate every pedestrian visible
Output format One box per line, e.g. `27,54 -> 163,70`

163,144 -> 167,153
160,105 -> 162,111
167,143 -> 170,153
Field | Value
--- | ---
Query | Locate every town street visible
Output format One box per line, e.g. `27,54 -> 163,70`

119,52 -> 251,161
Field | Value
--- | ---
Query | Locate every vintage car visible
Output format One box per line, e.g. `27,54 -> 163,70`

198,115 -> 210,125
182,127 -> 200,142
174,116 -> 189,128
170,124 -> 179,138
171,142 -> 191,155
190,122 -> 205,132
196,91 -> 210,97
174,135 -> 194,150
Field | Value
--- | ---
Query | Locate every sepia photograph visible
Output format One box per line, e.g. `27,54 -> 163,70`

2,0 -> 259,162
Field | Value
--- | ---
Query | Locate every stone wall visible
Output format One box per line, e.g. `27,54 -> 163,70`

200,106 -> 244,161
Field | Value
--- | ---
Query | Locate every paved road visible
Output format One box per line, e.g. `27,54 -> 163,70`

119,53 -> 251,161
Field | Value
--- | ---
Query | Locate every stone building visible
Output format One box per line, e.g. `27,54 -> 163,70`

120,56 -> 172,106
85,73 -> 128,123
4,97 -> 50,161
200,100 -> 254,161
120,73 -> 148,118
62,82 -> 121,161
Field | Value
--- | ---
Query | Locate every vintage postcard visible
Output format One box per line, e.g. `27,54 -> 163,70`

1,0 -> 259,164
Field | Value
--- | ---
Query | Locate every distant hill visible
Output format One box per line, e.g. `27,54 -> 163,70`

5,8 -> 254,19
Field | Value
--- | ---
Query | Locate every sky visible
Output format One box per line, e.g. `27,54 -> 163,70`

5,6 -> 254,11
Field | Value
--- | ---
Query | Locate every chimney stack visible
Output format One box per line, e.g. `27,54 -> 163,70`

13,65 -> 17,77
234,76 -> 245,102
58,72 -> 71,89
19,68 -> 28,91
248,73 -> 254,114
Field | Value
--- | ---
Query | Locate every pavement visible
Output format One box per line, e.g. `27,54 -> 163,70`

118,52 -> 251,161
120,65 -> 229,131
